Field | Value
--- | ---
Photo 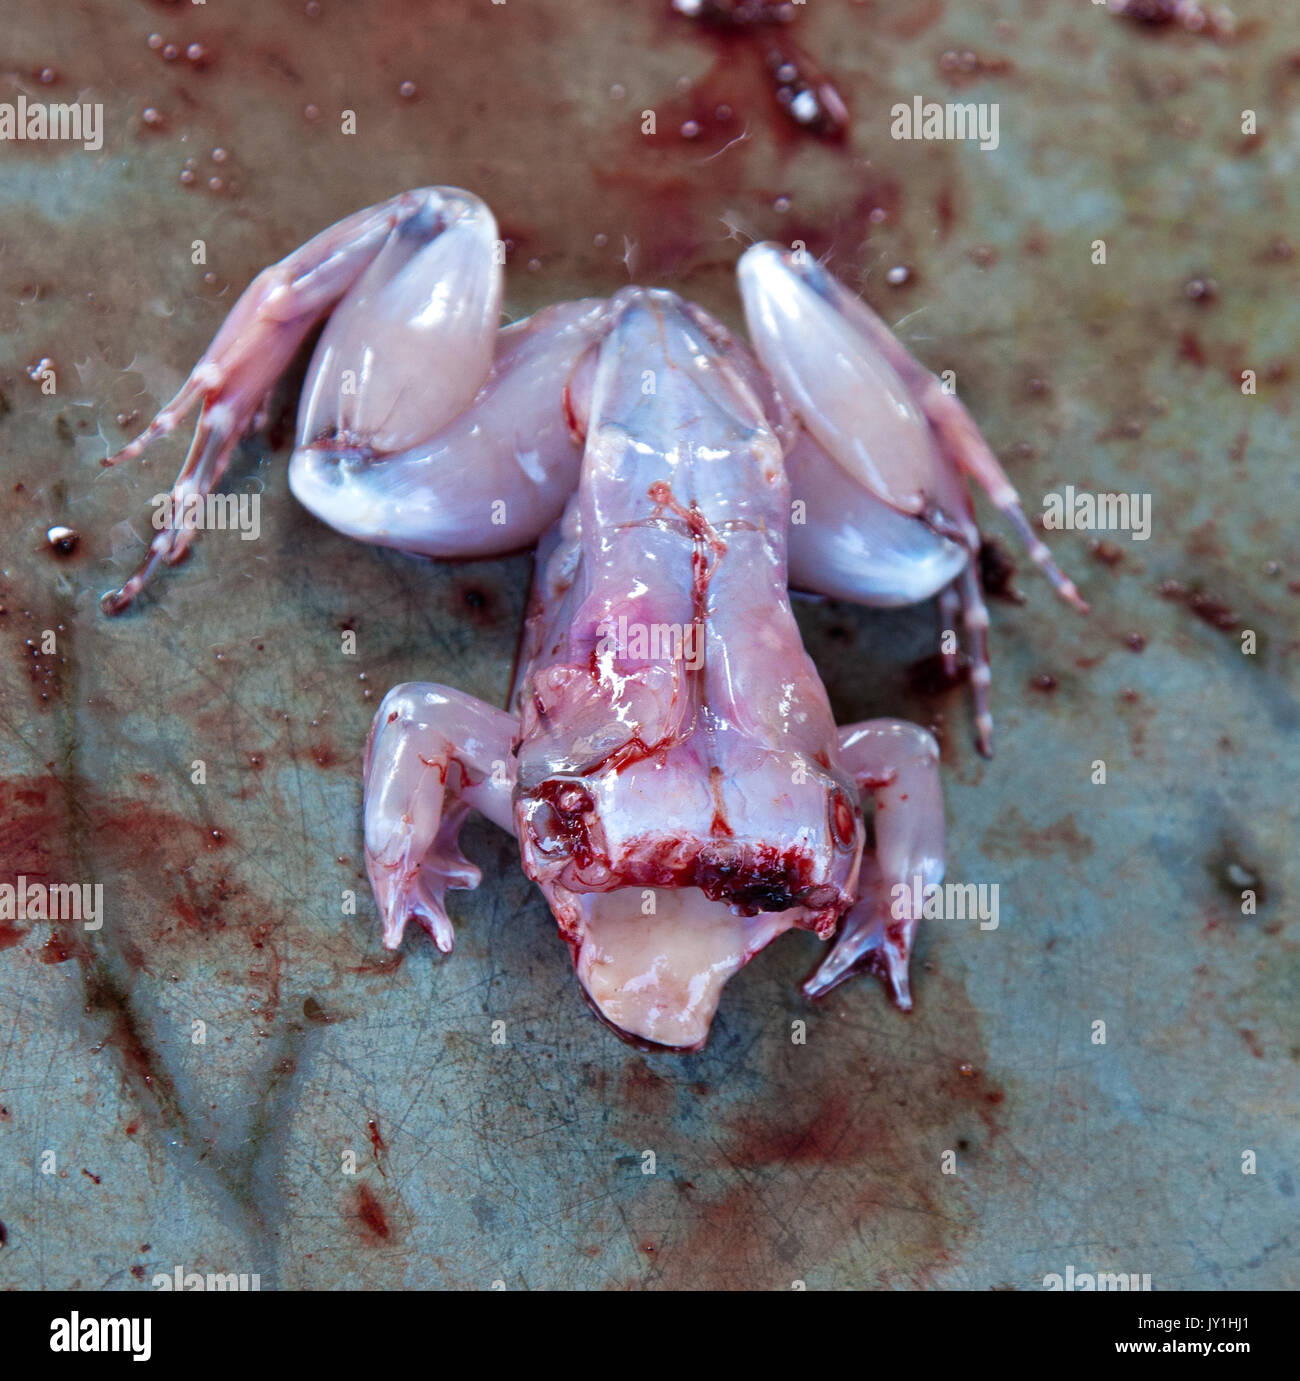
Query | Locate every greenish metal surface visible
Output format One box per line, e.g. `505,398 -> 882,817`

0,0 -> 1295,1289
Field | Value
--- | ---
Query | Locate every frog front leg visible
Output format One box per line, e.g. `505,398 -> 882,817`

363,685 -> 517,952
805,719 -> 944,1008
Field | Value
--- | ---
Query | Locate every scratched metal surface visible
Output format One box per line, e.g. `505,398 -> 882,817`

0,0 -> 1296,1291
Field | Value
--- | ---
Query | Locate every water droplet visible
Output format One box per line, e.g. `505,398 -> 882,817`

147,33 -> 164,51
211,146 -> 228,163
681,119 -> 701,138
162,43 -> 179,62
185,43 -> 206,64
398,80 -> 416,99
179,168 -> 195,185
773,195 -> 790,213
141,107 -> 164,128
609,83 -> 625,100
593,232 -> 608,247
886,264 -> 911,286
1224,861 -> 1257,890
788,89 -> 819,125
38,67 -> 57,85
45,525 -> 79,556
304,103 -> 320,121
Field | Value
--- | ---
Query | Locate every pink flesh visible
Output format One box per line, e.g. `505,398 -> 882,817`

289,299 -> 608,556
297,193 -> 502,453
573,888 -> 796,1050
511,288 -> 863,1039
738,242 -> 944,516
100,187 -> 1002,1046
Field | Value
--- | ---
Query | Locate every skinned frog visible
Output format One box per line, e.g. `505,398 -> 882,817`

102,187 -> 1085,1050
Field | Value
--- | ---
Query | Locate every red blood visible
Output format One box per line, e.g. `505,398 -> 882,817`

832,791 -> 857,847
620,1060 -> 675,1117
39,932 -> 84,964
672,1 -> 851,142
3,578 -> 69,708
1178,331 -> 1208,367
354,1184 -> 391,1243
907,653 -> 970,698
309,742 -> 339,769
367,1117 -> 388,1175
1159,580 -> 1240,632
349,952 -> 404,976
936,49 -> 1015,84
1119,0 -> 1182,21
1188,592 -> 1238,631
708,765 -> 733,838
562,379 -> 585,442
0,772 -> 274,1112
1089,539 -> 1124,566
978,538 -> 1024,603
456,584 -> 498,627
935,184 -> 957,237
530,778 -> 601,870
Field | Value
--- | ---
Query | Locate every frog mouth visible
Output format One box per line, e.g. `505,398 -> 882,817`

566,886 -> 807,1051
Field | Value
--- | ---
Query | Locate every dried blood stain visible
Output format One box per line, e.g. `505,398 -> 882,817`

353,1184 -> 397,1245
611,972 -> 1004,1288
